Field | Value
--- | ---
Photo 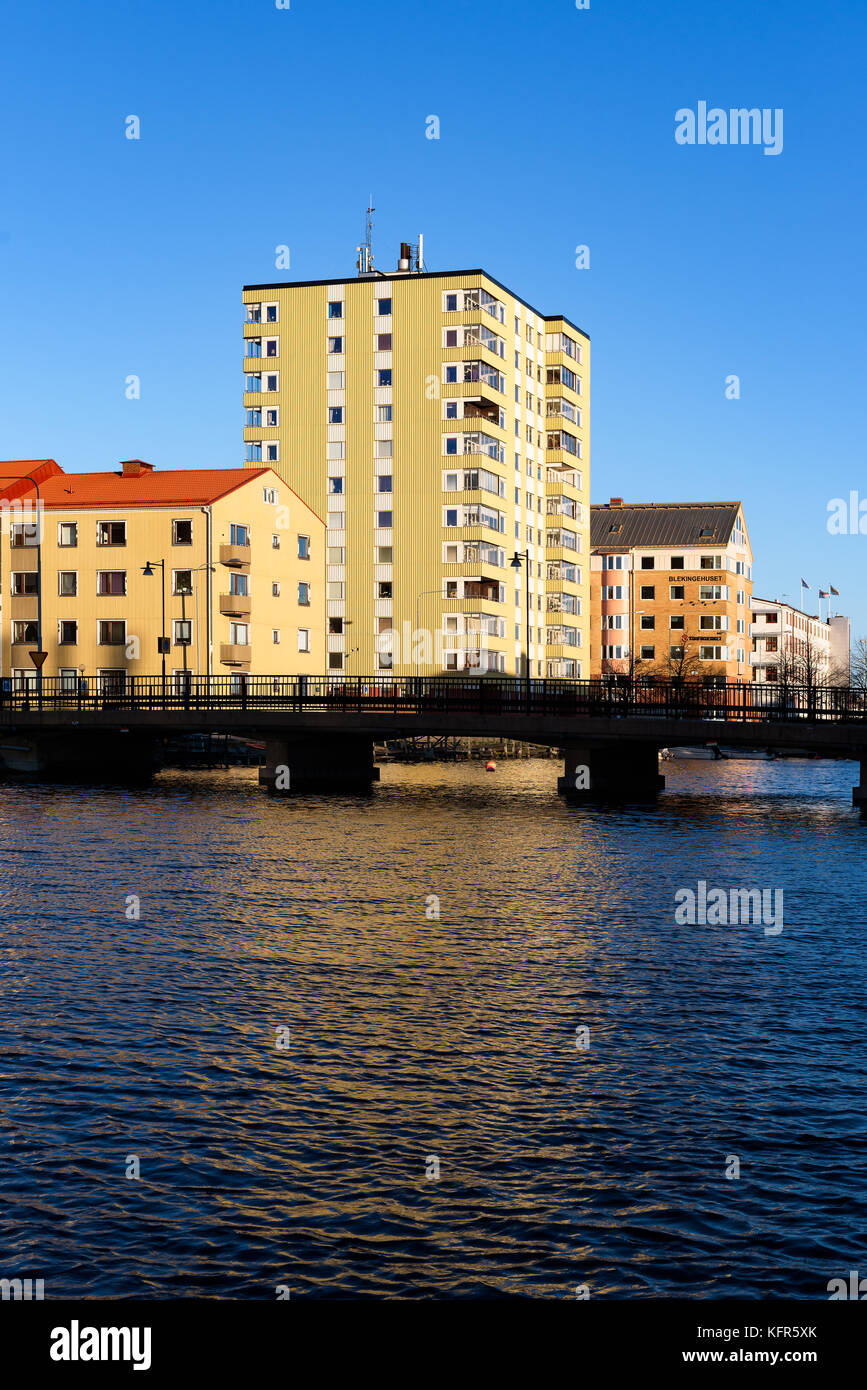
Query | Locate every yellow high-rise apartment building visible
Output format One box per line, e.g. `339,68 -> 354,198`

242,244 -> 589,677
0,458 -> 325,688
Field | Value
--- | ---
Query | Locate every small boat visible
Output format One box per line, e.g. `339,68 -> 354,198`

485,760 -> 496,772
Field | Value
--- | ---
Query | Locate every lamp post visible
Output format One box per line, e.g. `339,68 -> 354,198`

510,550 -> 531,709
142,559 -> 168,688
1,474 -> 44,706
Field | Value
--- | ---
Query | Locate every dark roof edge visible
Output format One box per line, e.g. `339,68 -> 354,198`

592,501 -> 742,510
242,268 -> 589,341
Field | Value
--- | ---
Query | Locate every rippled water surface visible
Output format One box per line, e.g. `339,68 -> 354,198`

1,757 -> 865,1298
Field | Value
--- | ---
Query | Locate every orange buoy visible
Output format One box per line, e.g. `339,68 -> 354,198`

485,760 -> 496,772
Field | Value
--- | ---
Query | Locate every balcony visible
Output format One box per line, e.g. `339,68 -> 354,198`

462,393 -> 501,426
219,543 -> 251,567
220,643 -> 251,667
220,593 -> 252,617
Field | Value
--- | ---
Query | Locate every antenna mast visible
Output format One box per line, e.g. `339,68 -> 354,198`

356,196 -> 375,275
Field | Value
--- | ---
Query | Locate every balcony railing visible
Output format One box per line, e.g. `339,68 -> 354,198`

219,543 -> 251,566
220,593 -> 252,617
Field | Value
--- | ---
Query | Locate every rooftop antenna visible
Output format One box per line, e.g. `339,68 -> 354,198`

356,196 -> 375,275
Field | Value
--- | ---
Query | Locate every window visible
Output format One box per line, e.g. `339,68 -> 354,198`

328,336 -> 343,353
377,333 -> 392,351
272,581 -> 280,597
766,635 -> 778,652
377,511 -> 393,528
377,369 -> 392,387
265,304 -> 278,322
230,524 -> 249,547
700,554 -> 722,569
272,630 -> 280,644
272,534 -> 280,549
58,571 -> 77,597
445,293 -> 458,311
98,620 -> 126,645
376,404 -> 393,422
602,555 -> 624,570
229,572 -> 248,596
329,617 -> 343,634
58,620 -> 78,644
670,615 -> 685,630
640,645 -> 655,660
377,546 -> 393,563
377,297 -> 392,315
640,556 -> 654,570
444,366 -> 457,383
265,374 -> 278,391
378,582 -> 392,599
298,582 -> 310,606
265,339 -> 278,357
639,585 -> 655,600
174,620 -> 192,645
328,477 -> 344,495
327,301 -> 343,318
298,629 -> 311,652
375,440 -> 392,457
229,622 -> 249,646
171,518 -> 193,546
12,620 -> 38,644
12,572 -> 39,595
377,475 -> 393,492
328,406 -> 343,424
97,571 -> 126,596
97,521 -> 126,546
265,443 -> 279,463
670,556 -> 685,570
327,372 -> 345,389
298,535 -> 310,559
328,652 -> 343,669
670,585 -> 685,600
58,522 -> 78,547
640,616 -> 655,630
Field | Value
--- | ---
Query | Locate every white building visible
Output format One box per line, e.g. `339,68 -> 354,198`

751,597 -> 850,684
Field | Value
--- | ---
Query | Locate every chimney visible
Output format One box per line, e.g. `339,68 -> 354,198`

609,497 -> 624,507
398,241 -> 412,271
121,459 -> 155,477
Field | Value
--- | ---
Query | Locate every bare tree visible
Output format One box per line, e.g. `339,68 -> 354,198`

847,637 -> 867,690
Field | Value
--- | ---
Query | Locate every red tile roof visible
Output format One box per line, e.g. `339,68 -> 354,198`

0,461 -> 281,510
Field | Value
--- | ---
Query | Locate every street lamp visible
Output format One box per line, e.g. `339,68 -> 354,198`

142,559 -> 168,685
511,550 -> 531,708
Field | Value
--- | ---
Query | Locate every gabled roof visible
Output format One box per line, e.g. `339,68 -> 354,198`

591,501 -> 744,549
0,461 -> 276,510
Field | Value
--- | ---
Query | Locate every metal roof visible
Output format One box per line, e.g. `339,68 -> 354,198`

591,501 -> 743,549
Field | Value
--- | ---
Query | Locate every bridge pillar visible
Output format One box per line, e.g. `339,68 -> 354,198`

558,742 -> 665,801
852,754 -> 867,809
0,732 -> 155,781
259,733 -> 380,793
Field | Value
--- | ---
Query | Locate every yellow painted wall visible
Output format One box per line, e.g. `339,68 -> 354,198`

243,270 -> 590,677
0,470 -> 325,682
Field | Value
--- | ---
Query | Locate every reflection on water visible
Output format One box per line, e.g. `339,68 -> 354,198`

1,758 -> 865,1298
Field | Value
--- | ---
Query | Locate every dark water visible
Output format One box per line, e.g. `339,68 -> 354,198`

1,758 -> 865,1299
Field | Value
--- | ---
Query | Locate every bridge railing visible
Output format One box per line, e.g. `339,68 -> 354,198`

1,674 -> 865,722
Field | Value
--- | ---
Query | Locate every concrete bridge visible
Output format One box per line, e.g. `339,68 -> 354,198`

2,674 -> 867,805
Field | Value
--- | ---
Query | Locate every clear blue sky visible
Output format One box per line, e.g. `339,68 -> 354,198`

1,0 -> 865,632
